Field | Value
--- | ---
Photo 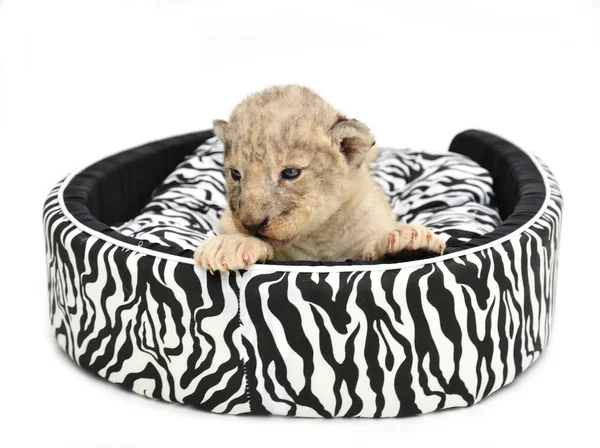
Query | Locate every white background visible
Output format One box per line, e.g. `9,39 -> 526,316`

1,1 -> 599,447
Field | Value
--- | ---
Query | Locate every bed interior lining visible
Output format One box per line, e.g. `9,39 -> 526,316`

62,129 -> 546,266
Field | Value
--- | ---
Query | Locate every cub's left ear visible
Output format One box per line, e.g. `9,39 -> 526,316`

328,117 -> 375,166
212,119 -> 229,142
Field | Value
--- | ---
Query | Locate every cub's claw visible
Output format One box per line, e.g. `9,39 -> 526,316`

194,235 -> 273,272
363,224 -> 446,261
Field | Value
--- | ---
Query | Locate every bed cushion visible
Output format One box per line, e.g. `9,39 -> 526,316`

114,137 -> 501,253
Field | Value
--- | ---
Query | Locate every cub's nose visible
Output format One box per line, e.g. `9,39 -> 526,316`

241,217 -> 268,233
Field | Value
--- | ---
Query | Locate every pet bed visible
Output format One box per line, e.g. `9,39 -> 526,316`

43,129 -> 562,417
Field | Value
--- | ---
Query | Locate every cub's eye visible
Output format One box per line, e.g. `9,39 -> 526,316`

281,168 -> 301,180
230,169 -> 241,181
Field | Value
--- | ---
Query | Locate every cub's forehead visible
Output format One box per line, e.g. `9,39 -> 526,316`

226,125 -> 332,164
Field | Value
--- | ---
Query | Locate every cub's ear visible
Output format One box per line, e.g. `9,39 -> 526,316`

212,119 -> 229,142
328,116 -> 375,166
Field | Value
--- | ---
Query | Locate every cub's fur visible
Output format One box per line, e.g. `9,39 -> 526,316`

195,85 -> 445,271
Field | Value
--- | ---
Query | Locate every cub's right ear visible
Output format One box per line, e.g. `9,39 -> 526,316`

328,116 -> 375,166
212,119 -> 229,142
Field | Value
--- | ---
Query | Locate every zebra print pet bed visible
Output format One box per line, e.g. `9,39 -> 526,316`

43,129 -> 562,418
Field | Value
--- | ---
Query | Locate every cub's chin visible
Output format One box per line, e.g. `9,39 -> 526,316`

256,234 -> 295,248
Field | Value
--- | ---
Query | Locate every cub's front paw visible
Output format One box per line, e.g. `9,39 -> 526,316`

194,235 -> 274,272
362,224 -> 446,261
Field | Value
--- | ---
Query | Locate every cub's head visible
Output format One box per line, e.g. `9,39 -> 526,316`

213,85 -> 375,247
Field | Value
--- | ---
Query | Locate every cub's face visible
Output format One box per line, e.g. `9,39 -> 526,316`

215,117 -> 374,247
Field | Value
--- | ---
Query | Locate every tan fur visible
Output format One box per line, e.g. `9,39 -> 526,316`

195,85 -> 445,271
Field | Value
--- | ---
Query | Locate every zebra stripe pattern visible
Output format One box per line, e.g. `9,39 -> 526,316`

44,153 -> 562,418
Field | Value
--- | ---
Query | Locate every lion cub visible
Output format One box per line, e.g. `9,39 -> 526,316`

194,85 -> 445,271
